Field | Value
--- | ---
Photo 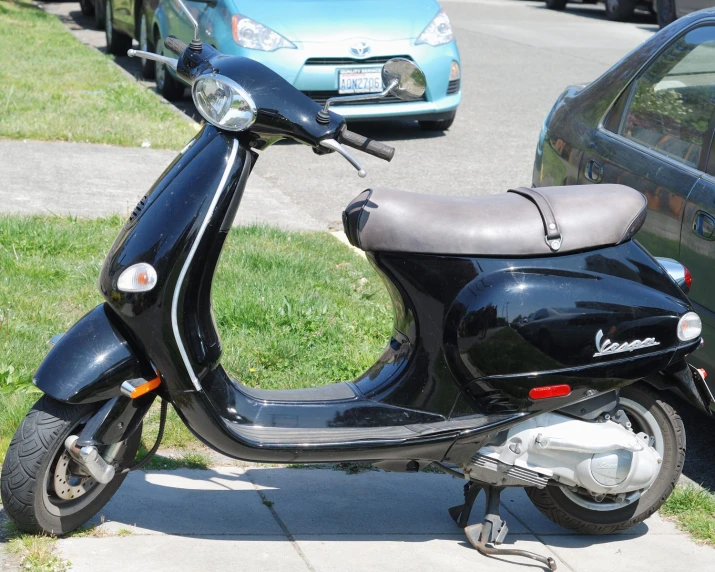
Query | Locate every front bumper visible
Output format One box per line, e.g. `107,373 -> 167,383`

212,35 -> 461,120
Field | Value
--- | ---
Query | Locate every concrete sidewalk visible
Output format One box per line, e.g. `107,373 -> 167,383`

7,466 -> 708,572
0,139 -> 328,232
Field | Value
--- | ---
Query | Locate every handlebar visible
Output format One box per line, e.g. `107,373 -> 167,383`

339,130 -> 395,162
164,36 -> 187,56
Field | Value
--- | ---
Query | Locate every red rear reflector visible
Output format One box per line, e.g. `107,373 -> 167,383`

698,368 -> 708,380
684,265 -> 693,290
529,384 -> 572,400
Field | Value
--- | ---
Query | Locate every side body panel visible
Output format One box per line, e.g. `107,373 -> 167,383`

679,177 -> 715,393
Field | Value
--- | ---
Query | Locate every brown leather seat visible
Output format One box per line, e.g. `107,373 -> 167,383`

342,184 -> 647,257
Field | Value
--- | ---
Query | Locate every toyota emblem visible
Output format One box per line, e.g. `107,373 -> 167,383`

350,41 -> 371,57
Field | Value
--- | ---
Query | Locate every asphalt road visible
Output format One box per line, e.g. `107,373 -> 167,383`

43,0 -> 657,228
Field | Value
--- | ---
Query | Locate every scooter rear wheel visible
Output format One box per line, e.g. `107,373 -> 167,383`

526,384 -> 684,534
0,395 -> 141,535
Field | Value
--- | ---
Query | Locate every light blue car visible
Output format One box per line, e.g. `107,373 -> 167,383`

150,0 -> 461,130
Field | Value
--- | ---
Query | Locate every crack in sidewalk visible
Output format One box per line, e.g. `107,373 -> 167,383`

244,473 -> 317,572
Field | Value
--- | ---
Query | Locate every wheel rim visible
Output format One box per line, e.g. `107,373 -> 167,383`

559,397 -> 665,512
140,16 -> 148,67
40,415 -> 117,518
105,1 -> 112,45
606,0 -> 619,11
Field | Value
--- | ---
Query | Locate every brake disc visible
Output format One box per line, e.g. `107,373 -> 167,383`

53,450 -> 96,500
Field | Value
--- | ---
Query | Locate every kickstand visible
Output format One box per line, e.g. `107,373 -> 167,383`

448,481 -> 483,528
451,484 -> 557,571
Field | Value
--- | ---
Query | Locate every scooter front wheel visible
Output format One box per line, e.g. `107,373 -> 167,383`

0,395 -> 141,535
526,384 -> 684,534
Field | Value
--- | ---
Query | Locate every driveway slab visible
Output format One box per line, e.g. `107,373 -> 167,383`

40,466 -> 713,572
58,535 -> 310,572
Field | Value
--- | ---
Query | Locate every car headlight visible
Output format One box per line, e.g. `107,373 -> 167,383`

192,75 -> 257,131
232,15 -> 296,51
416,10 -> 453,46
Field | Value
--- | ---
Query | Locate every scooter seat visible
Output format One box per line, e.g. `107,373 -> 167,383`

342,185 -> 647,257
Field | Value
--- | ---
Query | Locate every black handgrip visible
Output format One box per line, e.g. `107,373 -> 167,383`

164,36 -> 187,56
339,130 -> 395,162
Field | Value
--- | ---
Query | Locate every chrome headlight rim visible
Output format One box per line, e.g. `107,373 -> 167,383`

191,73 -> 258,132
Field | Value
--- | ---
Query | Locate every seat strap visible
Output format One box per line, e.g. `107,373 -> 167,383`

508,187 -> 562,251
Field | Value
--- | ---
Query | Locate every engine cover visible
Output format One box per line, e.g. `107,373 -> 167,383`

476,413 -> 662,495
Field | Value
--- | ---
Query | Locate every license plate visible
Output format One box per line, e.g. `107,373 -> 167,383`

338,68 -> 383,94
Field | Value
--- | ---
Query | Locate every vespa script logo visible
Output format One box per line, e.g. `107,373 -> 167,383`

593,330 -> 660,358
350,41 -> 371,57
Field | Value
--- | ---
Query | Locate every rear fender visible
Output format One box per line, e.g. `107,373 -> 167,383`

644,360 -> 714,414
33,304 -> 154,404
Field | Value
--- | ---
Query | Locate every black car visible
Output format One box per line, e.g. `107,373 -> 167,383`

657,0 -> 715,28
533,8 -> 715,391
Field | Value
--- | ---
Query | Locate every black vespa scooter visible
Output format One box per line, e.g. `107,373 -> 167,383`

1,9 -> 712,569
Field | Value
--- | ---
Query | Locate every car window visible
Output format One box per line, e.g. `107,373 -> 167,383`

619,26 -> 715,170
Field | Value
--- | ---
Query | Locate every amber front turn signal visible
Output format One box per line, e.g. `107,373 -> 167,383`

120,376 -> 161,399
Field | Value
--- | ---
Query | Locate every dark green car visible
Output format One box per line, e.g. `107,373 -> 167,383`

533,9 -> 715,394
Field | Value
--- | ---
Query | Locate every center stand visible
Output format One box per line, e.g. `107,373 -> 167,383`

448,481 -> 557,571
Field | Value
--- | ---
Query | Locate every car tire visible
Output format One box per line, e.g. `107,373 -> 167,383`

154,30 -> 185,101
419,111 -> 456,132
79,0 -> 95,17
526,384 -> 684,534
545,0 -> 568,11
93,0 -> 105,30
138,9 -> 155,79
656,0 -> 677,28
604,0 -> 637,21
105,0 -> 132,56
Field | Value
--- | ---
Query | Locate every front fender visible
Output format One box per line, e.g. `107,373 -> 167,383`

33,304 -> 152,404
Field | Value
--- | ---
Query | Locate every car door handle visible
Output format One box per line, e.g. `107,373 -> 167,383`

584,159 -> 603,183
692,211 -> 715,240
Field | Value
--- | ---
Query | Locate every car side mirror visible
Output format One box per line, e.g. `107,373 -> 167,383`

382,58 -> 427,101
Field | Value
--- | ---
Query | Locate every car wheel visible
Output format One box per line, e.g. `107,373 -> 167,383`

656,0 -> 677,28
545,0 -> 568,11
93,0 -> 105,30
419,111 -> 456,132
604,0 -> 636,21
154,30 -> 185,101
105,0 -> 132,56
527,384 -> 684,534
79,0 -> 95,17
138,9 -> 155,79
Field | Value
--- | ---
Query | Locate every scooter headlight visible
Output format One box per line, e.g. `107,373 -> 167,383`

192,74 -> 257,132
677,311 -> 702,341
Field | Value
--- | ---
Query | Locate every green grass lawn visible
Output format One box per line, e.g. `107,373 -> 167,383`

0,216 -> 392,462
0,0 -> 197,148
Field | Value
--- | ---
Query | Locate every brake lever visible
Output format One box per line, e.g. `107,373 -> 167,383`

127,50 -> 179,71
319,139 -> 367,178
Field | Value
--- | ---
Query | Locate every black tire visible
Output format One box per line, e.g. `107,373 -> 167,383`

94,0 -> 105,30
138,9 -> 155,79
419,111 -> 456,132
526,384 -> 684,534
656,0 -> 677,28
79,0 -> 95,17
105,0 -> 132,57
604,0 -> 637,21
545,0 -> 568,11
154,30 -> 185,101
0,396 -> 141,535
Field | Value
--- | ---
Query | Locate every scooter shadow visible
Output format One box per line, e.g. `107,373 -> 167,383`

85,466 -> 650,548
